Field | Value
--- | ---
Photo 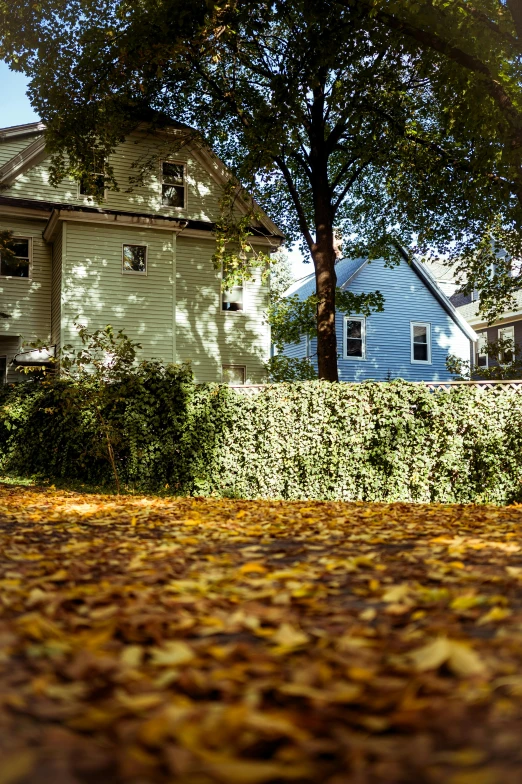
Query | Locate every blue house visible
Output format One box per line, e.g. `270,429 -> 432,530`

281,256 -> 476,381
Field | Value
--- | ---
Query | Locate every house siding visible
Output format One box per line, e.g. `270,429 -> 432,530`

60,222 -> 176,364
51,223 -> 63,354
0,216 -> 52,345
283,257 -> 471,381
176,236 -> 270,382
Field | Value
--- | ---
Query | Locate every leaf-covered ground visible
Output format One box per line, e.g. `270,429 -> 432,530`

1,488 -> 522,784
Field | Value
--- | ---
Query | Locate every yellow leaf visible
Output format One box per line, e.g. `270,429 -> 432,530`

410,637 -> 486,677
477,607 -> 511,625
239,562 -> 268,575
272,623 -> 309,648
382,584 -> 410,603
451,594 -> 481,611
410,637 -> 451,671
120,645 -> 144,668
150,640 -> 195,667
207,759 -> 312,783
0,751 -> 36,784
116,691 -> 164,712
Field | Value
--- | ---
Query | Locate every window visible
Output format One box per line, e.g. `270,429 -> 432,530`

498,326 -> 515,364
79,172 -> 105,201
222,283 -> 244,312
411,322 -> 431,363
0,238 -> 31,278
0,357 -> 6,384
122,244 -> 147,274
222,365 -> 246,385
476,332 -> 488,368
344,317 -> 366,360
161,161 -> 185,208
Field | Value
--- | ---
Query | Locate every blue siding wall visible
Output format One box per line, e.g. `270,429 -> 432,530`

282,257 -> 471,382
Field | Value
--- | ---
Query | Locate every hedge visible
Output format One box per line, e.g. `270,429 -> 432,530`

1,375 -> 522,504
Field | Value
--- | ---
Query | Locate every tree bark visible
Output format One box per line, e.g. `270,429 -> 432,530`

312,223 -> 338,381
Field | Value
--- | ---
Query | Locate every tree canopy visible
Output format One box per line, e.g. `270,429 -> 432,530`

1,0 -> 522,377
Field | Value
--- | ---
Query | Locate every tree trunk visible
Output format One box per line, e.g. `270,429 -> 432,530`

312,223 -> 338,382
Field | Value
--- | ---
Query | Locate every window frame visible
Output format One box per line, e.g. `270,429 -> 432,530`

121,243 -> 148,276
0,236 -> 32,280
498,325 -> 515,365
0,356 -> 7,384
160,160 -> 187,211
410,321 -> 432,364
222,364 -> 247,385
476,331 -> 489,369
221,268 -> 245,314
343,316 -> 366,361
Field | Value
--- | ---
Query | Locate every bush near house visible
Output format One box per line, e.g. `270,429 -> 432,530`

2,376 -> 522,504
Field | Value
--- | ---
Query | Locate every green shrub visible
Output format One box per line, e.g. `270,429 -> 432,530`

2,378 -> 522,504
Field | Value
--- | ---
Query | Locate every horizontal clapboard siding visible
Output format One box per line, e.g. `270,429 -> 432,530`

0,335 -> 22,383
61,222 -> 175,363
176,237 -> 270,382
51,224 -> 63,354
2,130 -> 233,223
0,136 -> 34,167
0,216 -> 52,348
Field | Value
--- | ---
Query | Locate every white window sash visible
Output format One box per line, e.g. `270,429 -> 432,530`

411,322 -> 431,364
121,243 -> 148,275
343,316 -> 366,361
476,333 -> 488,368
222,364 -> 246,385
498,326 -> 515,365
161,160 -> 187,210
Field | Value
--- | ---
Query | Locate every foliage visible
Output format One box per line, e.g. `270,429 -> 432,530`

4,378 -> 522,504
4,3 -> 522,376
269,249 -> 295,300
1,486 -> 522,782
268,289 -> 385,352
447,335 -> 522,380
264,354 -> 317,382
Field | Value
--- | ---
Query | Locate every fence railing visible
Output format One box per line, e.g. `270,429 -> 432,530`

229,380 -> 522,394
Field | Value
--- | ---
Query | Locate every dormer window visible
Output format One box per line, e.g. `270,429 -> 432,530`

161,162 -> 186,208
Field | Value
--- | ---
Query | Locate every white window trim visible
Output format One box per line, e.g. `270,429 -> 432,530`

411,321 -> 432,364
498,325 -> 515,365
160,160 -> 188,212
343,316 -> 366,361
0,236 -> 32,280
476,332 -> 489,369
221,268 -> 246,315
0,356 -> 7,384
222,364 -> 247,385
122,243 -> 148,276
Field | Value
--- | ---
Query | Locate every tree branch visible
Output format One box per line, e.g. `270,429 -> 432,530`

274,155 -> 314,250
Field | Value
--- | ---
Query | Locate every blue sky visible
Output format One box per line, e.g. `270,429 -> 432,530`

0,62 -> 39,126
0,61 -> 309,277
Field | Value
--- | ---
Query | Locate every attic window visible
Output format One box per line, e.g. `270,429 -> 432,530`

0,238 -> 31,278
161,162 -> 185,208
79,172 -> 105,201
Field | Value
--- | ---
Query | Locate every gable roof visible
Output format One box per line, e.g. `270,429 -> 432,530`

0,119 -> 284,240
284,255 -> 477,342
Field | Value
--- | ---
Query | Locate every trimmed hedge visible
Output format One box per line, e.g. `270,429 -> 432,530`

1,377 -> 522,503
